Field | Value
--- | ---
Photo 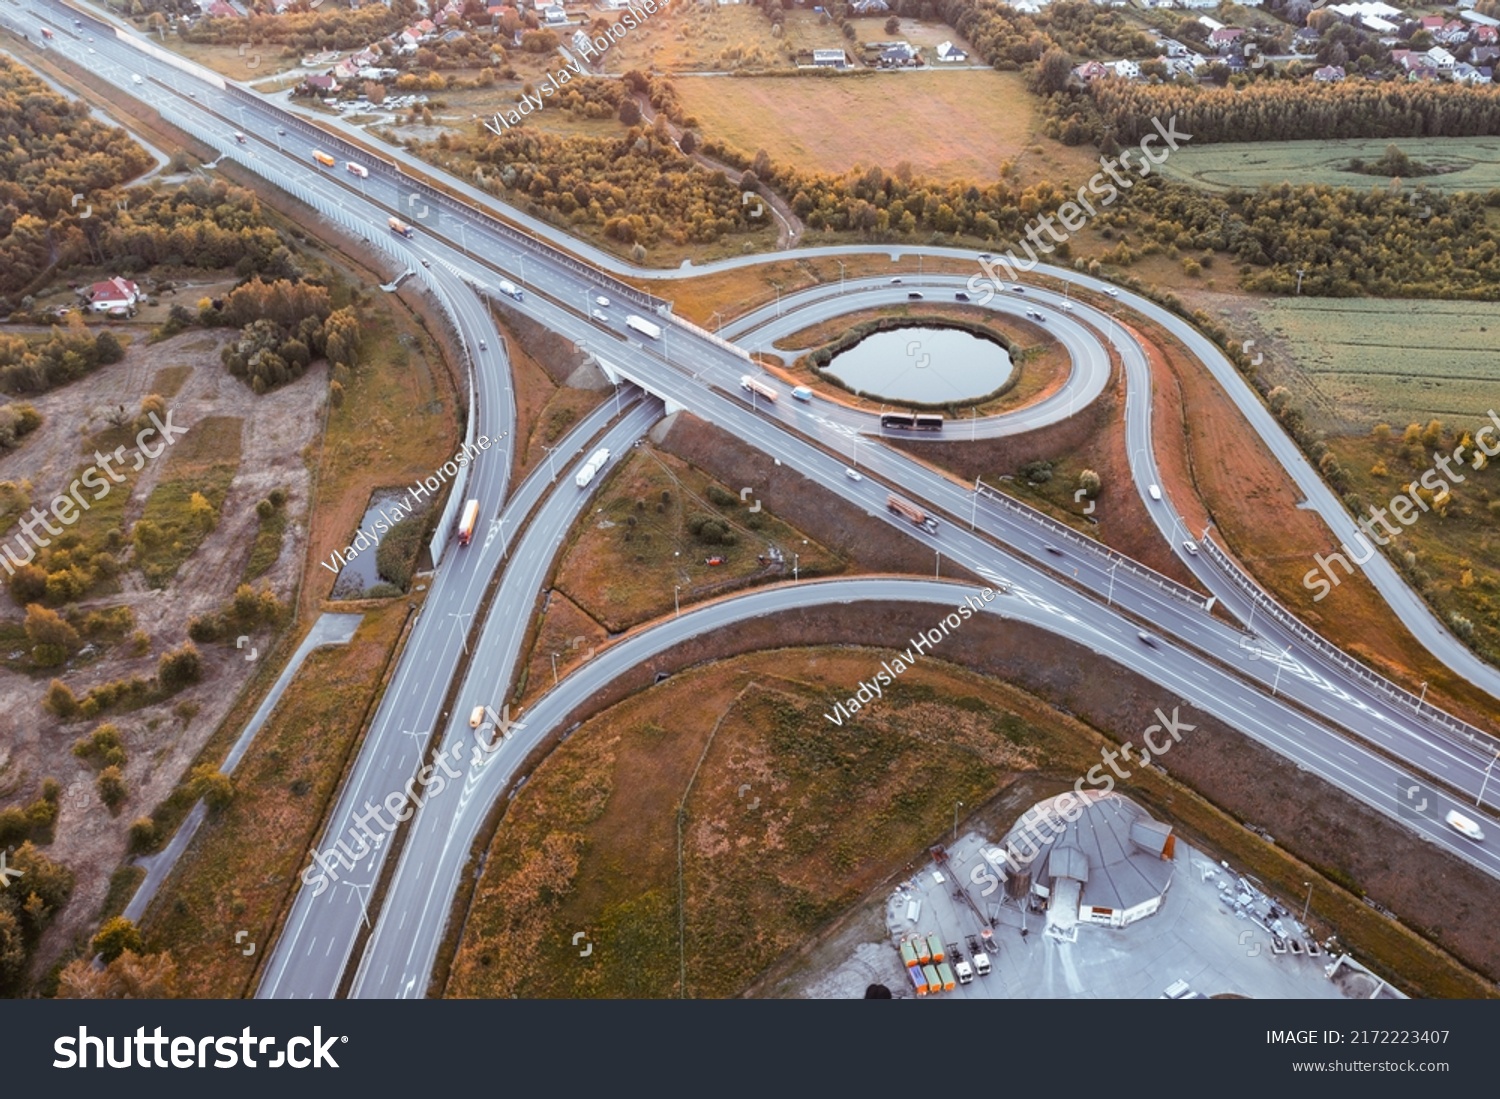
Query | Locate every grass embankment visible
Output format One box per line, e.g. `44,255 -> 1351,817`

550,446 -> 842,634
138,602 -> 413,998
135,415 -> 242,588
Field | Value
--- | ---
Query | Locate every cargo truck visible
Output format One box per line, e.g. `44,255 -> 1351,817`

626,314 -> 662,340
388,216 -> 414,239
574,447 -> 611,488
926,933 -> 945,964
936,962 -> 956,992
457,499 -> 479,546
496,279 -> 523,302
908,966 -> 929,996
922,964 -> 941,994
311,150 -> 336,167
913,936 -> 931,965
899,940 -> 919,969
346,161 -> 368,178
954,959 -> 974,985
887,494 -> 939,534
972,952 -> 991,976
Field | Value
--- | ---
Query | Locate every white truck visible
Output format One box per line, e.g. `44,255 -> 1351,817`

954,959 -> 974,985
972,952 -> 991,976
626,314 -> 662,340
574,447 -> 611,488
497,279 -> 523,302
345,161 -> 368,178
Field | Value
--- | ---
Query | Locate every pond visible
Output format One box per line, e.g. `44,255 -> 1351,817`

822,326 -> 1013,405
329,488 -> 412,599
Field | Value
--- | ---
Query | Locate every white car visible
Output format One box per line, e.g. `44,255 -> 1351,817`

592,309 -> 609,322
844,468 -> 863,481
889,277 -> 903,285
1446,810 -> 1485,842
1183,540 -> 1198,555
595,295 -> 610,307
1104,287 -> 1119,297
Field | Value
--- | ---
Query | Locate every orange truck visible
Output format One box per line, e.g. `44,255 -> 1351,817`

457,499 -> 479,546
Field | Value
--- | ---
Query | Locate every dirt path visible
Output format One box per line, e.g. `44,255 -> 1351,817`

633,91 -> 803,250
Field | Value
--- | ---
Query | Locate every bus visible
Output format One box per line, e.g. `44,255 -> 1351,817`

914,414 -> 944,431
880,412 -> 916,430
311,150 -> 336,167
740,376 -> 778,403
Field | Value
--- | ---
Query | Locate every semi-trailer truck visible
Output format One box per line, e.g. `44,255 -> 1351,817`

926,933 -> 945,964
914,936 -> 932,965
626,314 -> 662,340
311,150 -> 336,167
574,447 -> 611,488
972,952 -> 991,976
887,494 -> 939,534
740,376 -> 778,402
936,962 -> 956,992
496,279 -> 523,302
899,940 -> 919,969
346,161 -> 368,178
388,216 -> 414,239
457,499 -> 479,546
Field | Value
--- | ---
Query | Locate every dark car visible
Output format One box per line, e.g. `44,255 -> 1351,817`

907,291 -> 923,300
954,292 -> 970,302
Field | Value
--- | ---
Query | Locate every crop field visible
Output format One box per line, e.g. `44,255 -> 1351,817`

1249,298 -> 1500,432
1159,136 -> 1500,194
673,70 -> 1097,185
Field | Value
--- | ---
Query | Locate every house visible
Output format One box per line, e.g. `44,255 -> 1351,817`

1197,15 -> 1224,32
1223,52 -> 1246,72
1208,26 -> 1244,50
874,41 -> 919,67
1111,59 -> 1140,78
935,40 -> 968,62
850,0 -> 889,11
1312,64 -> 1345,81
204,0 -> 239,16
1072,60 -> 1111,82
811,48 -> 848,67
1392,50 -> 1440,78
1452,62 -> 1488,82
304,73 -> 341,93
1472,44 -> 1500,65
541,4 -> 567,24
86,277 -> 141,313
1476,25 -> 1499,44
1426,46 -> 1457,71
333,58 -> 361,79
1159,38 -> 1188,57
434,0 -> 464,24
1292,27 -> 1320,52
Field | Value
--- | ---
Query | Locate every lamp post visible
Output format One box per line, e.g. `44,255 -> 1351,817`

1477,749 -> 1498,810
550,652 -> 559,686
674,585 -> 680,618
1416,681 -> 1429,714
1271,644 -> 1293,698
1106,560 -> 1119,607
953,800 -> 963,843
793,554 -> 800,582
1301,881 -> 1313,926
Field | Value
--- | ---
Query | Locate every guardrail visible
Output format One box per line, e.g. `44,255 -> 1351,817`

665,309 -> 751,361
1201,536 -> 1498,754
975,479 -> 1208,609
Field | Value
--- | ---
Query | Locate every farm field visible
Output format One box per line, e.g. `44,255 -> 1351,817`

1244,298 -> 1500,433
674,70 -> 1097,185
1158,136 -> 1500,194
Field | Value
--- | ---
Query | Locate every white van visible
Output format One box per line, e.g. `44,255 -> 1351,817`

131,73 -> 144,84
1148,484 -> 1162,501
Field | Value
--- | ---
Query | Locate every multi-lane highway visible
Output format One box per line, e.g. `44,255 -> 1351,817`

13,0 -> 1497,1000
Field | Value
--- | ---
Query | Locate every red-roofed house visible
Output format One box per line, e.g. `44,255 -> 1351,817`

87,277 -> 141,313
1476,26 -> 1499,44
1072,60 -> 1111,82
1208,26 -> 1244,50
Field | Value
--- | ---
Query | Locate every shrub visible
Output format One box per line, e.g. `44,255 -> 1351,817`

97,766 -> 127,811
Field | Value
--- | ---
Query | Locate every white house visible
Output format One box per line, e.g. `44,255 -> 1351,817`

87,277 -> 141,313
935,40 -> 968,62
1111,59 -> 1140,78
1427,46 -> 1457,70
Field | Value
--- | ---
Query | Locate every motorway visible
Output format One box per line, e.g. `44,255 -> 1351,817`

9,0 -> 1498,999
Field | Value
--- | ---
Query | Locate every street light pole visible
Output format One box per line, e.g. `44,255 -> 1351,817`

1301,881 -> 1313,926
953,800 -> 963,843
793,554 -> 799,582
674,585 -> 680,618
1271,644 -> 1293,698
1478,750 -> 1498,809
1416,681 -> 1429,714
550,652 -> 559,686
1106,560 -> 1119,607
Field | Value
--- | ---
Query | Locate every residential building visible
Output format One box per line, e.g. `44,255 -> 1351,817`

812,48 -> 848,67
1072,59 -> 1111,82
1111,58 -> 1140,78
86,277 -> 141,313
935,40 -> 968,62
1312,64 -> 1345,81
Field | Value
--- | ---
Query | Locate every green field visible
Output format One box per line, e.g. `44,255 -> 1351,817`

1160,136 -> 1500,194
1251,298 -> 1500,432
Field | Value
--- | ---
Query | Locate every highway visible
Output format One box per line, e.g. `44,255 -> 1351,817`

11,0 -> 1498,999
